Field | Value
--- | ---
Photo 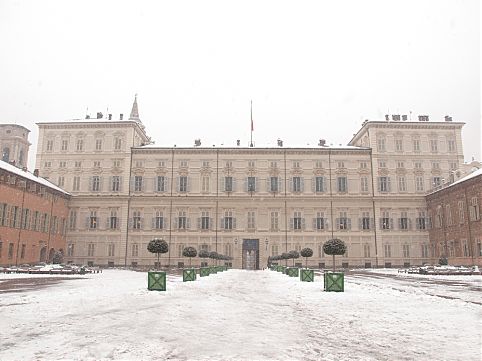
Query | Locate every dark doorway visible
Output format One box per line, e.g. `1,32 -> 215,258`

242,239 -> 259,270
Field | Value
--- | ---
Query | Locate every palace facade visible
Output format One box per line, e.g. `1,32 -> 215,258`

35,99 -> 467,269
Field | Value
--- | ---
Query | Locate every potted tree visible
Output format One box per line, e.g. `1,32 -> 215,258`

147,238 -> 169,291
182,246 -> 197,282
287,250 -> 300,277
322,239 -> 347,292
198,249 -> 210,277
300,248 -> 314,282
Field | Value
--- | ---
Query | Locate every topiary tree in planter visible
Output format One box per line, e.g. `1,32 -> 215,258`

281,252 -> 290,266
300,247 -> 313,268
198,249 -> 209,267
438,256 -> 448,266
323,238 -> 347,272
289,250 -> 300,267
147,238 -> 169,270
182,246 -> 197,267
209,251 -> 218,266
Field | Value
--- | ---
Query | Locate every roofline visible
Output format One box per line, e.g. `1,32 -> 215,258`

348,121 -> 465,146
426,172 -> 481,197
0,123 -> 31,133
133,146 -> 371,152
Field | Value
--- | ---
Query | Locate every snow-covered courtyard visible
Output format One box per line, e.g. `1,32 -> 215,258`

1,269 -> 481,361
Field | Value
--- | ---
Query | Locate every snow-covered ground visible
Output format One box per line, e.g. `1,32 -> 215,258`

0,269 -> 481,361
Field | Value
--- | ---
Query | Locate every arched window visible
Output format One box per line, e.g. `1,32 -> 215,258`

2,147 -> 10,162
19,150 -> 24,166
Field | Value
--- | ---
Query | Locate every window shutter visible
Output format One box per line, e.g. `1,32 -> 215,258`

301,218 -> 306,230
85,217 -> 90,229
398,218 -> 402,229
130,176 -> 135,192
311,178 -> 316,192
106,218 -> 110,229
210,218 -> 214,229
152,217 -> 156,229
255,177 -> 258,192
377,178 -> 381,192
324,218 -> 329,229
187,177 -> 191,192
108,176 -> 112,191
408,218 -> 412,230
312,218 -> 316,229
220,217 -> 225,229
99,177 -> 103,192
358,218 -> 362,230
176,177 -> 180,192
289,178 -> 293,192
118,176 -> 123,192
244,178 -> 248,192
197,217 -> 201,229
278,177 -> 282,192
186,218 -> 191,229
140,217 -> 144,230
300,178 -> 305,192
221,177 -> 226,192
174,217 -> 178,229
233,218 -> 237,229
128,218 -> 133,229
322,177 -> 326,192
289,218 -> 293,230
379,218 -> 383,229
387,177 -> 391,192
390,218 -> 394,229
266,177 -> 270,192
347,218 -> 352,230
88,177 -> 93,192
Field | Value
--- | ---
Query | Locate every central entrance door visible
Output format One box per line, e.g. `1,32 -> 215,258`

242,239 -> 259,270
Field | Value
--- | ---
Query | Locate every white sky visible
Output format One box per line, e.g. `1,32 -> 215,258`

0,0 -> 480,170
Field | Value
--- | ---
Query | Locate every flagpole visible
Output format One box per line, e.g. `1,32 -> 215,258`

250,100 -> 253,147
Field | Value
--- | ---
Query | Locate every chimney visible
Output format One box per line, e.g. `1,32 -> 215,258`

385,114 -> 389,121
236,140 -> 240,146
392,114 -> 400,121
96,112 -> 103,119
444,115 -> 452,122
418,115 -> 429,122
120,113 -> 124,120
402,115 -> 407,121
22,167 -> 27,172
318,139 -> 326,146
277,139 -> 283,147
108,114 -> 112,120
194,139 -> 201,147
33,169 -> 39,177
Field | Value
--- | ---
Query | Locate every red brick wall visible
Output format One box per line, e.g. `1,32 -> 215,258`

0,171 -> 70,267
426,174 -> 482,266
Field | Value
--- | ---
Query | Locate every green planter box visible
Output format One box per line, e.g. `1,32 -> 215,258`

284,268 -> 290,275
210,266 -> 217,274
223,265 -> 228,271
200,267 -> 210,277
287,267 -> 299,277
148,271 -> 166,291
324,272 -> 344,292
300,269 -> 314,282
276,265 -> 283,272
183,269 -> 196,282
280,266 -> 286,274
217,266 -> 224,272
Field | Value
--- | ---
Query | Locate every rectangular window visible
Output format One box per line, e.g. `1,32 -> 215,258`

202,161 -> 210,168
292,161 -> 300,168
416,211 -> 426,230
8,243 -> 14,259
360,177 -> 369,193
402,244 -> 410,258
61,139 -> 68,151
432,177 -> 441,188
20,244 -> 26,259
384,244 -> 391,258
156,176 -> 166,192
399,211 -> 409,230
111,176 -> 120,192
87,243 -> 95,257
132,244 -> 139,257
247,211 -> 256,229
315,176 -> 325,192
292,177 -> 302,192
430,139 -> 438,153
74,161 -> 82,169
89,211 -> 97,229
93,161 -> 101,168
179,176 -> 188,192
223,210 -> 234,230
58,176 -> 65,187
134,176 -> 143,192
247,177 -> 256,192
69,210 -> 77,230
315,212 -> 325,230
201,176 -> 210,193
180,160 -> 188,168
337,176 -> 347,192
270,211 -> 279,231
92,176 -> 100,192
110,210 -> 118,229
421,244 -> 429,258
415,176 -> 424,192
359,162 -> 367,169
458,201 -> 465,223
378,176 -> 391,192
21,208 -> 29,229
67,243 -> 74,257
133,211 -> 142,230
0,203 -> 6,226
114,138 -> 122,150
293,211 -> 302,230
380,211 -> 391,230
470,197 -> 480,221
338,212 -> 349,230
377,138 -> 386,152
413,139 -> 420,152
270,176 -> 279,192
59,161 -> 66,168
364,244 -> 370,258
95,139 -> 102,151
398,176 -> 406,192
46,140 -> 53,151
201,211 -> 210,230
447,139 -> 455,152
12,206 -> 19,228
395,139 -> 403,152
76,139 -> 83,151
155,211 -> 164,230
224,176 -> 233,192
108,243 -> 115,257
361,212 -> 370,230
178,211 -> 187,229
337,161 -> 345,169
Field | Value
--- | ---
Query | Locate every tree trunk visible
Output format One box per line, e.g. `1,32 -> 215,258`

332,254 -> 336,272
157,253 -> 160,270
189,257 -> 192,267
305,257 -> 307,269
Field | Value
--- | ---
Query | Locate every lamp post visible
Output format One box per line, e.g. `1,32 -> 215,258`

234,238 -> 238,268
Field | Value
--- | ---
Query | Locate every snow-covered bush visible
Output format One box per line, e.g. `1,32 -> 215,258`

323,239 -> 346,272
439,256 -> 448,266
289,250 -> 300,266
52,251 -> 63,264
300,248 -> 313,268
182,247 -> 197,267
147,238 -> 169,269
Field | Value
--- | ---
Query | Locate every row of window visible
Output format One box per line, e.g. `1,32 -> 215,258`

0,241 -> 28,260
437,240 -> 482,258
376,137 -> 456,153
45,137 -> 124,152
67,174 -> 445,193
433,197 -> 480,228
77,209 -> 430,232
0,203 -> 66,235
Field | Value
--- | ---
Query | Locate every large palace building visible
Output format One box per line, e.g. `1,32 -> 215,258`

35,98 -> 470,269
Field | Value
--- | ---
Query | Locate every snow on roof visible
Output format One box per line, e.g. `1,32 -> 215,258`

138,143 -> 369,150
429,168 -> 482,195
0,160 -> 70,196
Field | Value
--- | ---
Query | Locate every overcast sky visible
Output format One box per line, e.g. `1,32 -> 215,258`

0,0 -> 480,170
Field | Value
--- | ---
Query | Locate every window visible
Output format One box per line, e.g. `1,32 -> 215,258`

67,243 -> 75,257
359,162 -> 367,169
223,210 -> 234,230
402,244 -> 410,258
446,205 -> 453,226
247,177 -> 256,192
57,176 -> 65,187
399,211 -> 409,230
93,161 -> 101,168
72,176 -> 80,191
133,211 -> 142,230
89,211 -> 97,229
413,139 -> 420,152
0,203 -> 6,226
338,211 -> 350,230
46,140 -> 53,151
92,176 -> 101,192
462,240 -> 470,257
449,162 -> 458,170
155,211 -> 164,230
293,211 -> 303,230
364,244 -> 370,258
201,176 -> 210,193
108,243 -> 115,257
202,161 -> 210,168
421,244 -> 429,258
292,161 -> 300,168
201,211 -> 210,230
398,176 -> 406,192
447,139 -> 455,152
134,176 -> 143,192
397,161 -> 404,169
337,161 -> 345,169
431,162 -> 440,170
135,161 -> 143,168
59,161 -> 67,168
430,139 -> 438,153
315,161 -> 323,168
271,244 -> 279,256
315,176 -> 325,192
32,211 -> 39,231
180,160 -> 188,168
8,243 -> 14,259
458,201 -> 465,223
111,176 -> 120,192
360,177 -> 369,193
416,211 -> 426,230
225,161 -> 233,168
110,210 -> 118,229
378,176 -> 391,192
95,139 -> 102,151
432,177 -> 441,188
61,139 -> 68,151
314,212 -> 325,230
415,176 -> 424,192
156,176 -> 166,192
379,161 -> 386,168
2,147 -> 9,162
470,197 -> 480,221
74,161 -> 82,169
87,243 -> 95,257
377,138 -> 386,152
361,212 -> 370,230
21,208 -> 29,229
113,160 -> 121,168
76,139 -> 83,151
395,139 -> 403,152
414,162 -> 422,169
384,244 -> 391,258
132,244 -> 139,257
270,211 -> 279,231
292,177 -> 302,192
44,161 -> 51,168
380,211 -> 391,230
269,176 -> 279,192
179,176 -> 188,192
11,206 -> 19,228
224,176 -> 233,192
337,176 -> 347,192
247,211 -> 256,229
178,211 -> 187,229
114,137 -> 122,150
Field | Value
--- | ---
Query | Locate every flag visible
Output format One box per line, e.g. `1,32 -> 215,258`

251,117 -> 254,131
